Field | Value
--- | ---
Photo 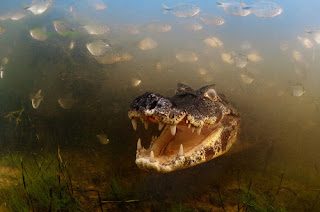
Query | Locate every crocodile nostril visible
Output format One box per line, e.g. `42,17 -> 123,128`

148,100 -> 158,110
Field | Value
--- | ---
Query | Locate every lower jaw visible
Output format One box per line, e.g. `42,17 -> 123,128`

135,126 -> 228,173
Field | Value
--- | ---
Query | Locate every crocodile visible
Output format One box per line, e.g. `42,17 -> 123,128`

128,83 -> 240,172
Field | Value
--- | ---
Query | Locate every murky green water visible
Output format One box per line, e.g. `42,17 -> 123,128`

0,0 -> 320,211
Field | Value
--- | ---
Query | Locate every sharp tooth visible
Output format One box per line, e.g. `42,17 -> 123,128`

158,122 -> 164,130
144,122 -> 148,130
137,138 -> 142,150
191,127 -> 195,133
149,151 -> 155,163
170,125 -> 177,136
131,119 -> 137,131
188,123 -> 191,129
197,127 -> 202,135
152,136 -> 155,141
186,120 -> 188,124
178,144 -> 183,156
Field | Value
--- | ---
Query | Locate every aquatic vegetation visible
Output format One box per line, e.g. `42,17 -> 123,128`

5,108 -> 24,125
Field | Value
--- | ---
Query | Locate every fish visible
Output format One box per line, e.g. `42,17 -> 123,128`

69,41 -> 75,50
96,134 -> 109,144
88,0 -> 107,10
181,21 -> 203,31
138,38 -> 158,50
240,72 -> 254,84
26,0 -> 56,15
31,90 -> 43,109
176,52 -> 198,63
2,57 -> 9,65
132,78 -> 142,87
0,66 -> 3,79
53,20 -> 73,36
203,37 -> 223,48
221,53 -> 234,64
216,0 -> 251,17
297,36 -> 313,48
145,22 -> 172,33
162,3 -> 200,18
95,52 -> 132,65
58,93 -> 77,109
200,13 -> 225,26
241,1 -> 283,18
86,40 -> 111,56
234,54 -> 248,68
83,24 -> 110,35
29,28 -> 48,41
0,26 -> 5,35
305,29 -> 320,44
291,83 -> 305,97
247,53 -> 262,62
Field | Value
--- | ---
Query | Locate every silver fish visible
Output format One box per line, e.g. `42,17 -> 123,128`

83,24 -> 110,35
31,90 -> 43,109
200,13 -> 225,26
217,0 -> 251,17
0,26 -> 5,35
29,28 -> 48,41
145,22 -> 172,33
58,93 -> 77,109
305,29 -> 320,44
27,0 -> 56,15
53,20 -> 73,35
162,3 -> 200,18
242,1 -> 283,18
87,40 -> 111,56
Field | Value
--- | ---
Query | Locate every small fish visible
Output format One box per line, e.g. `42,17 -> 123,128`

221,53 -> 234,64
8,10 -> 29,20
26,0 -> 56,15
87,40 -> 110,56
53,20 -> 73,36
181,21 -> 203,31
234,54 -> 248,68
292,50 -> 303,62
88,0 -> 107,10
0,26 -> 5,35
217,0 -> 251,17
240,72 -> 254,84
83,24 -> 110,35
241,1 -> 283,18
176,52 -> 198,63
132,78 -> 141,87
247,53 -> 262,62
2,57 -> 8,65
31,90 -> 43,109
200,13 -> 225,26
0,66 -> 4,79
204,37 -> 223,48
145,22 -> 172,33
95,52 -> 132,65
305,29 -> 320,44
58,93 -> 77,109
29,28 -> 48,41
291,83 -> 305,97
69,41 -> 75,50
297,36 -> 313,48
96,134 -> 110,144
162,3 -> 200,18
138,38 -> 158,50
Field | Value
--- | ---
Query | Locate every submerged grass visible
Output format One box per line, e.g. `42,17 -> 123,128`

0,150 -> 80,211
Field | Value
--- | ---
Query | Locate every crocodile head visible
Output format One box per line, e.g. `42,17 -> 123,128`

128,83 -> 240,172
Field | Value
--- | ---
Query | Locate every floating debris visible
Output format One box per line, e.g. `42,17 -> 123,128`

2,57 -> 8,65
132,78 -> 142,87
247,53 -> 262,62
69,41 -> 75,50
291,83 -> 305,97
87,40 -> 110,56
31,90 -> 43,109
200,13 -> 225,26
138,38 -> 158,50
305,29 -> 320,44
53,20 -> 73,36
0,26 -> 5,35
146,22 -> 172,33
297,36 -> 314,48
217,0 -> 251,17
221,53 -> 234,64
234,54 -> 248,68
240,72 -> 254,84
203,37 -> 223,48
176,52 -> 198,63
83,24 -> 110,35
29,28 -> 48,41
27,0 -> 56,15
96,134 -> 110,144
162,3 -> 200,18
88,0 -> 107,10
242,1 -> 283,18
58,94 -> 76,109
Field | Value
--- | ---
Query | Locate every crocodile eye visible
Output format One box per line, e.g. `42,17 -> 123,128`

205,88 -> 217,101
